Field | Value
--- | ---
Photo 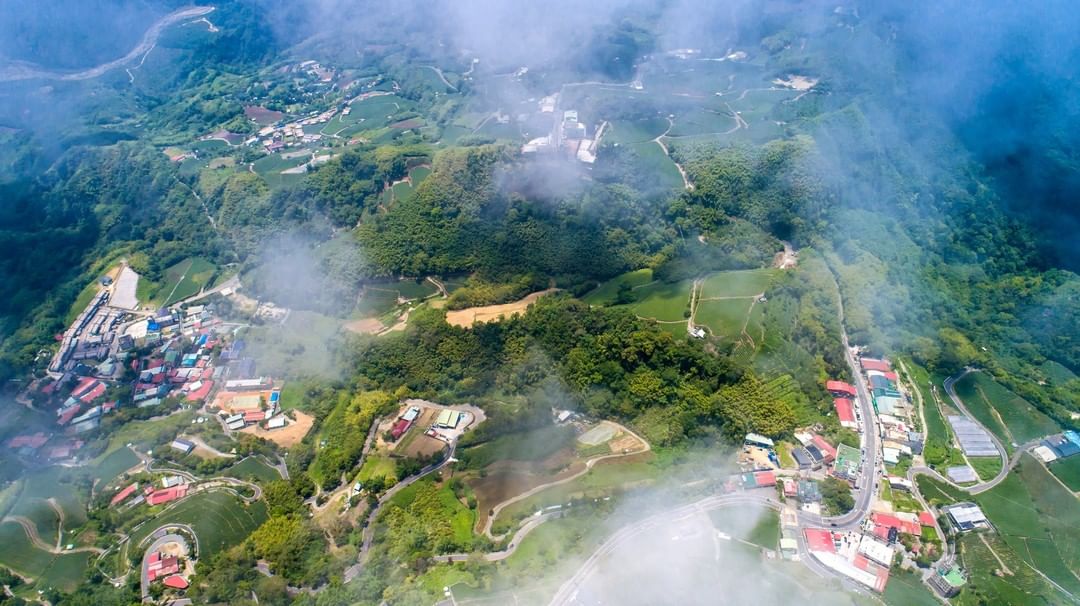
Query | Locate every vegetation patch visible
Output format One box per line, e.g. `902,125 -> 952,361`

152,256 -> 217,306
127,491 -> 268,560
954,373 -> 1059,444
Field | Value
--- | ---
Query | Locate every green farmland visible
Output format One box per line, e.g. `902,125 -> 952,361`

699,268 -> 776,298
152,256 -> 217,306
1049,455 -> 1080,491
219,457 -> 282,484
953,372 -> 1058,445
128,491 -> 267,560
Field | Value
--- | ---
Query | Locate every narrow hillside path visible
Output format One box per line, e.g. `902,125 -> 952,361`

652,117 -> 692,190
1,517 -> 104,554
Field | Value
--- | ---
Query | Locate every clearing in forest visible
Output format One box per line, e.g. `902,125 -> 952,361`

445,289 -> 558,327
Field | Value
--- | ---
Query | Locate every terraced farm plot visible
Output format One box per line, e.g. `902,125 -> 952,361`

129,491 -> 267,559
700,269 -> 775,298
607,117 -> 670,144
91,447 -> 140,486
37,551 -> 93,593
973,456 -> 1080,597
154,257 -> 216,306
355,286 -> 402,317
625,140 -> 685,191
219,457 -> 282,484
358,455 -> 397,484
1049,455 -> 1080,491
0,520 -> 54,576
954,373 -> 1059,444
625,280 -> 693,322
582,269 -> 655,306
695,298 -> 753,338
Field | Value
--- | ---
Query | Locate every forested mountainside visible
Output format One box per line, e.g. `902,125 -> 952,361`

1,1 -> 1078,605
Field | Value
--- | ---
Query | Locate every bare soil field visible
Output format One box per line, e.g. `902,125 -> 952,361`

240,410 -> 314,447
772,75 -> 818,90
609,432 -> 646,453
343,318 -> 384,335
445,289 -> 558,328
399,434 -> 447,459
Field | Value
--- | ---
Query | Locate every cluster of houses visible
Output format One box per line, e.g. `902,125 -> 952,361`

388,405 -> 465,442
521,93 -> 603,165
108,473 -> 191,511
1032,431 -> 1080,463
4,432 -> 85,462
127,305 -> 231,413
213,377 -> 286,431
146,550 -> 189,589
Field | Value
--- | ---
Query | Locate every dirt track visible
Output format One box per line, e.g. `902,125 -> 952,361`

445,289 -> 558,328
1,516 -> 104,554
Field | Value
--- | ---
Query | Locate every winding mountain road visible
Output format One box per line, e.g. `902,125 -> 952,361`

0,6 -> 216,82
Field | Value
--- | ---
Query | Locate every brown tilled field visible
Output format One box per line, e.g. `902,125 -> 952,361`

399,434 -> 447,459
343,318 -> 384,334
609,432 -> 646,454
445,289 -> 558,328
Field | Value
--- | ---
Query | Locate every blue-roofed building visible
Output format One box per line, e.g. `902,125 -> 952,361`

1043,435 -> 1080,458
1064,431 -> 1080,450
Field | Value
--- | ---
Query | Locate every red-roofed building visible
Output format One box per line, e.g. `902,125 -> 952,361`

148,551 -> 161,566
753,471 -> 776,487
883,371 -> 898,382
147,485 -> 189,506
783,478 -> 796,497
42,382 -> 57,395
834,398 -> 856,428
79,382 -> 107,403
186,380 -> 213,402
110,483 -> 138,507
804,528 -> 836,553
70,377 -> 97,398
58,406 -> 81,426
811,436 -> 837,463
826,380 -> 857,397
200,367 -> 214,380
853,553 -> 890,592
7,433 -> 49,449
48,446 -> 73,460
860,358 -> 892,373
918,511 -> 936,526
102,401 -> 117,414
871,512 -> 920,536
243,409 -> 265,423
390,418 -> 411,440
163,575 -> 189,589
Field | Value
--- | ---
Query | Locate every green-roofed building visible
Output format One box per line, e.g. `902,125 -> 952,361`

928,565 -> 967,598
833,444 -> 861,480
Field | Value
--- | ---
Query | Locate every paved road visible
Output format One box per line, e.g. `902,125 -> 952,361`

344,438 -> 461,582
436,511 -> 566,564
942,370 -> 1011,489
0,6 -> 216,82
820,281 -> 881,530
